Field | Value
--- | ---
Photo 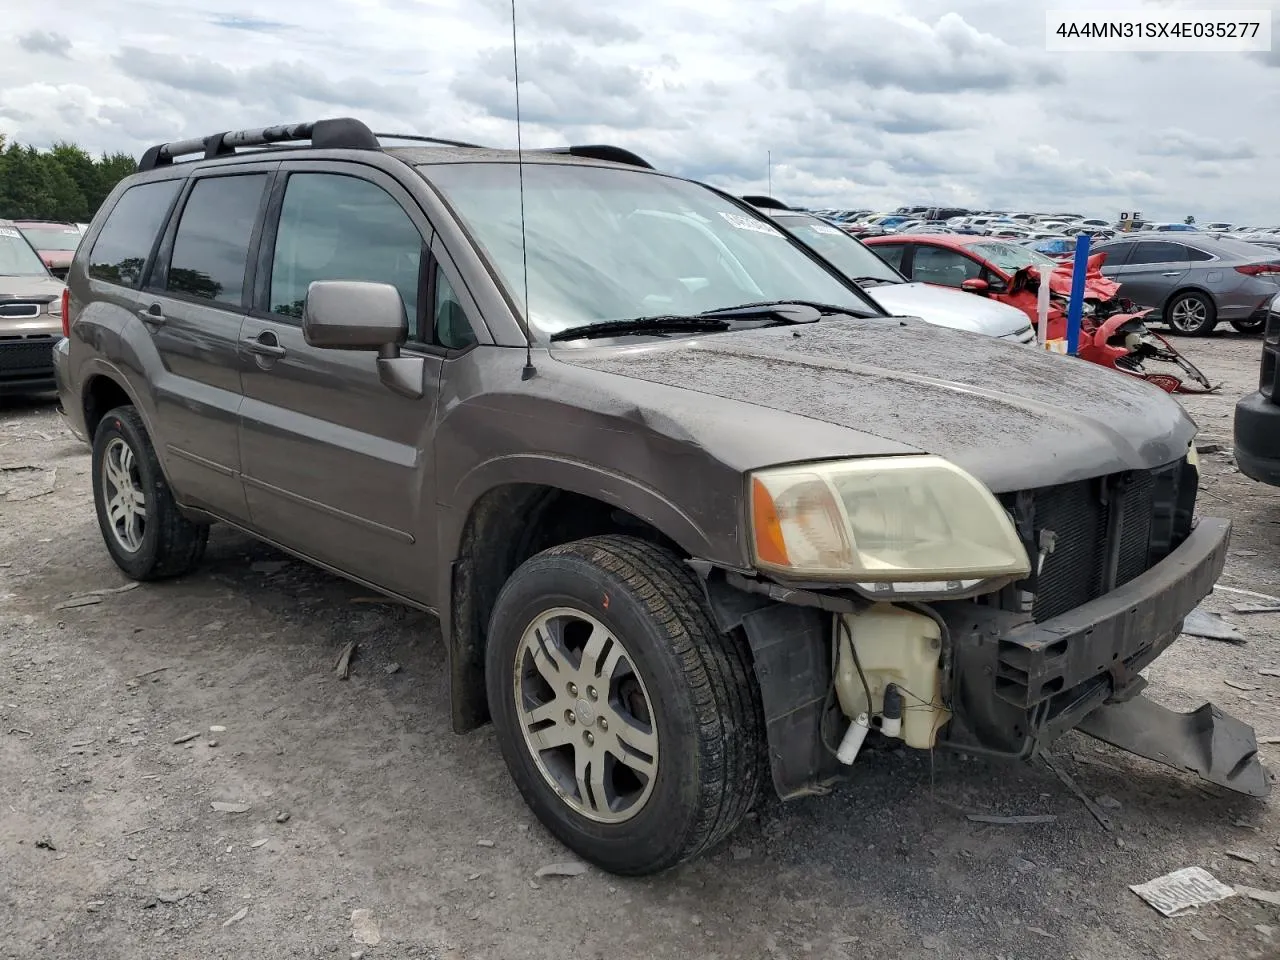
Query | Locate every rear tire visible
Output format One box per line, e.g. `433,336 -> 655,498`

1164,290 -> 1217,335
91,405 -> 209,580
485,535 -> 764,876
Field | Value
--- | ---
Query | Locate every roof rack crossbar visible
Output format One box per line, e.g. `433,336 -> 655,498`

373,133 -> 490,149
138,118 -> 380,172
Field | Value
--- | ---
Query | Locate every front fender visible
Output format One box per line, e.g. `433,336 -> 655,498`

442,452 -> 722,565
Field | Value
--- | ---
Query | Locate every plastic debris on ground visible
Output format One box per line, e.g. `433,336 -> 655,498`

1182,606 -> 1245,643
1130,866 -> 1236,917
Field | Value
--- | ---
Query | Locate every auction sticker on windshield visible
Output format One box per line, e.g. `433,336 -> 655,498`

719,212 -> 784,236
0,228 -> 21,239
808,224 -> 844,236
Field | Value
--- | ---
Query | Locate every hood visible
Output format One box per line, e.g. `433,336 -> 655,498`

555,317 -> 1194,495
1017,252 -> 1121,301
0,274 -> 63,300
867,281 -> 1031,339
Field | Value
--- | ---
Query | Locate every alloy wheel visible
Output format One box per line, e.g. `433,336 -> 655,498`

1169,296 -> 1208,333
513,607 -> 659,824
101,437 -> 146,553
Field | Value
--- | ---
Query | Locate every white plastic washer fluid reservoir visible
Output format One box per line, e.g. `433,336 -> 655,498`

836,713 -> 870,765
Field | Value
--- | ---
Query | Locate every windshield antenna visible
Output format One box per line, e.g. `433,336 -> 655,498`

511,0 -> 536,381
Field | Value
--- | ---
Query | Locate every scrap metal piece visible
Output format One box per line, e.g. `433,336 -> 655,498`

1077,695 -> 1271,798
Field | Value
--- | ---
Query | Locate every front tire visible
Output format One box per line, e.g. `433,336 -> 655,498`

91,405 -> 209,580
1165,290 -> 1217,335
485,535 -> 764,876
1230,317 -> 1266,334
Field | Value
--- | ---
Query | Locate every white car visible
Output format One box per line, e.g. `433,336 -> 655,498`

752,204 -> 1035,344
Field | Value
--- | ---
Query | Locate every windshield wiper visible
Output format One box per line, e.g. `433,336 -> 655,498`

697,299 -> 864,321
549,300 -> 861,343
549,315 -> 732,342
849,276 -> 899,287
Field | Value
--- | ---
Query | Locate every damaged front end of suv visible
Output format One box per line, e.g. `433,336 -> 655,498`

692,437 -> 1266,803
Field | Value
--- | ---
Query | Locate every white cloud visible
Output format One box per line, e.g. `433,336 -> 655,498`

0,0 -> 1276,222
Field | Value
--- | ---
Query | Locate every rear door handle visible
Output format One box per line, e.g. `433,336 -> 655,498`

242,336 -> 287,359
1161,271 -> 1182,276
137,304 -> 164,324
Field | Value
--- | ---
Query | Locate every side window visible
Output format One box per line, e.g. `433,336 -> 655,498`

1096,242 -> 1133,267
871,243 -> 906,272
1129,241 -> 1185,265
166,174 -> 268,307
269,173 -> 423,336
88,180 -> 181,287
434,266 -> 478,350
1183,245 -> 1214,262
912,245 -> 981,287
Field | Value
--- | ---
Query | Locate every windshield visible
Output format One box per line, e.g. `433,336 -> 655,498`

18,224 -> 82,251
0,226 -> 50,276
771,214 -> 903,283
968,241 -> 1059,273
425,163 -> 878,337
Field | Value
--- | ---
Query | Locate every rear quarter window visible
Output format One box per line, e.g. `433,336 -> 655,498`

88,180 -> 182,287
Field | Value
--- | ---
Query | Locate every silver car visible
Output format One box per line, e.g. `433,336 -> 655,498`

749,204 -> 1035,344
0,219 -> 66,393
1093,235 -> 1280,335
747,207 -> 1039,345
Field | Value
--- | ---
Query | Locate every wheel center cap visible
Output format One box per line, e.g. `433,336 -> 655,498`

575,697 -> 595,725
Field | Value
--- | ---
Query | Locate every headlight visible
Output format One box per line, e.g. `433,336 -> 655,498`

1081,302 -> 1096,316
749,455 -> 1031,597
1186,443 -> 1199,471
48,297 -> 62,317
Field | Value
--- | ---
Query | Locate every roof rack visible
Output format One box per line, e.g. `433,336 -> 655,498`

741,195 -> 792,210
138,117 -> 380,172
138,119 -> 656,173
532,145 -> 653,169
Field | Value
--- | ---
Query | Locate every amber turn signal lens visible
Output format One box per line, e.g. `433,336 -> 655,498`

751,476 -> 789,566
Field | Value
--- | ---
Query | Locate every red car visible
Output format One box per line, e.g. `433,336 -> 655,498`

13,221 -> 83,280
864,233 -> 1212,393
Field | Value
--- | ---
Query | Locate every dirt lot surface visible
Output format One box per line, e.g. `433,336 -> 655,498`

4,332 -> 1280,960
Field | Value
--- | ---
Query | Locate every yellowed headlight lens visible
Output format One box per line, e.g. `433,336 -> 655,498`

748,456 -> 1031,582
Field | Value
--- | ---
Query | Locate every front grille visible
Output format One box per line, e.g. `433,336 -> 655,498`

0,302 -> 41,319
999,459 -> 1193,622
0,337 -> 57,376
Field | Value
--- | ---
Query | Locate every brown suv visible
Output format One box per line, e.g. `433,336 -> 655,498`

54,118 -> 1266,876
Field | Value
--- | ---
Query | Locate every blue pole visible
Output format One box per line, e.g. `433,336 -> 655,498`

1065,233 -> 1091,355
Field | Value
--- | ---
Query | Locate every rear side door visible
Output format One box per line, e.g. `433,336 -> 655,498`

135,165 -> 274,520
237,162 -> 447,601
1107,240 -> 1190,309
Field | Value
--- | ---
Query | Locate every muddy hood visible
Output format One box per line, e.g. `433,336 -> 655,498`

556,317 -> 1196,494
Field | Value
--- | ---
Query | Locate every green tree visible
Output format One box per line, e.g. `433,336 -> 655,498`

0,134 -> 137,221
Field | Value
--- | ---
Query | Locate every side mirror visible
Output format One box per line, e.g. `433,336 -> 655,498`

961,278 -> 989,295
302,280 -> 424,400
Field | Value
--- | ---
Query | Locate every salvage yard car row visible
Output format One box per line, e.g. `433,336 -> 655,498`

26,116 -> 1271,878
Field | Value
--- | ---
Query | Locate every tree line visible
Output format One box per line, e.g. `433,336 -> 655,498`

0,133 -> 137,223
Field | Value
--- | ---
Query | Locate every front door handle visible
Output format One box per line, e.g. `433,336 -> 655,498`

243,335 -> 287,359
137,304 -> 164,324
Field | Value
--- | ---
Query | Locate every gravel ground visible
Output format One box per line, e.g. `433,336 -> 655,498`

3,331 -> 1280,960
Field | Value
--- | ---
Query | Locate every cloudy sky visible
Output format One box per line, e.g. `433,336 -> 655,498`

2,0 -> 1277,223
